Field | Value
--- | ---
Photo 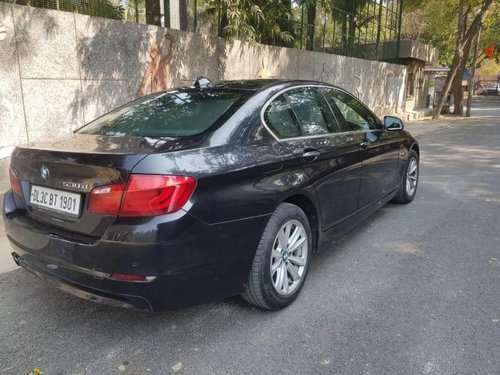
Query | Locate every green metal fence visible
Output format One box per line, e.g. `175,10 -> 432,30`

193,0 -> 403,61
2,0 -> 403,61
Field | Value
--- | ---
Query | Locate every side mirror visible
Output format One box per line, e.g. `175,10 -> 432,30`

384,116 -> 404,131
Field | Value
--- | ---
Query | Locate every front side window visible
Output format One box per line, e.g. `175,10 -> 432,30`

287,88 -> 341,136
264,95 -> 302,139
78,89 -> 252,137
323,89 -> 381,131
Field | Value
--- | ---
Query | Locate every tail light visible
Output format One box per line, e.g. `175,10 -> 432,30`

9,167 -> 22,196
88,174 -> 196,217
87,183 -> 125,216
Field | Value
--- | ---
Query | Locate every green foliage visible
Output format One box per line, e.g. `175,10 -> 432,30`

402,0 -> 426,10
417,0 -> 458,64
477,59 -> 500,77
206,0 -> 294,46
481,2 -> 500,61
404,0 -> 499,65
401,7 -> 427,39
330,0 -> 369,16
253,0 -> 295,46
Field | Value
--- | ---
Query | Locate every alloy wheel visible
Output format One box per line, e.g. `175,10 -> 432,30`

406,157 -> 418,196
270,220 -> 308,296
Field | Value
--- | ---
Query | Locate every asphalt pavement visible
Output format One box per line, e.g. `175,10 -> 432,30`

0,97 -> 499,375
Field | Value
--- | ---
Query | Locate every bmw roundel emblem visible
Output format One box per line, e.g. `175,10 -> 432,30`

40,165 -> 50,181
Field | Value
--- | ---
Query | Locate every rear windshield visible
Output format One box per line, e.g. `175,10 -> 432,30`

77,89 -> 252,137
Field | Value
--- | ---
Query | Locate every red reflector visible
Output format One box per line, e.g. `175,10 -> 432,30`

110,273 -> 147,282
9,167 -> 22,196
120,175 -> 196,217
88,182 -> 125,216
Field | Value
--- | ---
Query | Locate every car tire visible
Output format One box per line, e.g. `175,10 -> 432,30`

241,203 -> 312,310
392,149 -> 419,204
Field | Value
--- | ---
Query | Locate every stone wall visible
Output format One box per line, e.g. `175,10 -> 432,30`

0,2 -> 407,159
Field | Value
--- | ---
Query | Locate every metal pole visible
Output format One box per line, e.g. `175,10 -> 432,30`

164,0 -> 170,28
466,24 -> 482,117
179,0 -> 188,31
193,0 -> 197,32
217,3 -> 222,37
322,1 -> 326,51
332,13 -> 336,49
396,0 -> 403,58
300,4 -> 304,49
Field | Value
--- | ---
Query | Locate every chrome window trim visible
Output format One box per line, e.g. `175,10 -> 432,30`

260,84 -> 381,142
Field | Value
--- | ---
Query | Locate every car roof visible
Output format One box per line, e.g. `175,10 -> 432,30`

213,79 -> 282,90
214,79 -> 335,91
180,79 -> 335,93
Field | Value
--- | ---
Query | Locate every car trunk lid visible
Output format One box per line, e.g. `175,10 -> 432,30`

9,133 -> 199,237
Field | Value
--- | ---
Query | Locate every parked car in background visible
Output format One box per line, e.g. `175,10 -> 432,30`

478,80 -> 500,95
4,79 -> 419,311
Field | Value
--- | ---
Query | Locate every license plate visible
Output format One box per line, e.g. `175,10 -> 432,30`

30,185 -> 81,216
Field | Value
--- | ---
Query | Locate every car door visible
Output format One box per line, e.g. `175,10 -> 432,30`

263,87 -> 364,230
323,88 -> 401,209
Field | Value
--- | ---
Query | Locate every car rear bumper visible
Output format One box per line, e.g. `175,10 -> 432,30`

12,252 -> 152,310
4,191 -> 270,311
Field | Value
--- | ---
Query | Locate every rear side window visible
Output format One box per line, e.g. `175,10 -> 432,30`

323,89 -> 381,131
287,88 -> 341,136
264,95 -> 302,139
77,89 -> 251,137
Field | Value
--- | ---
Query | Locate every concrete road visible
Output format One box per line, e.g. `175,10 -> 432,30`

1,97 -> 499,375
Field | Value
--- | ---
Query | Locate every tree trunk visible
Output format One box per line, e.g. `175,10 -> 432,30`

306,2 -> 316,51
433,0 -> 493,119
145,0 -> 161,26
451,4 -> 469,116
452,47 -> 473,115
452,19 -> 475,116
466,26 -> 482,116
451,71 -> 465,116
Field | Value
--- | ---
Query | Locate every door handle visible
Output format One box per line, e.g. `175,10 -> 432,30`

302,149 -> 321,162
360,141 -> 370,151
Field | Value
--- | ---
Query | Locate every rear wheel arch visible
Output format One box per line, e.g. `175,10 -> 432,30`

283,194 -> 319,254
392,148 -> 419,203
410,143 -> 420,158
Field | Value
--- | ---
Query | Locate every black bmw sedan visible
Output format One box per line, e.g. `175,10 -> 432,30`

4,79 -> 419,311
